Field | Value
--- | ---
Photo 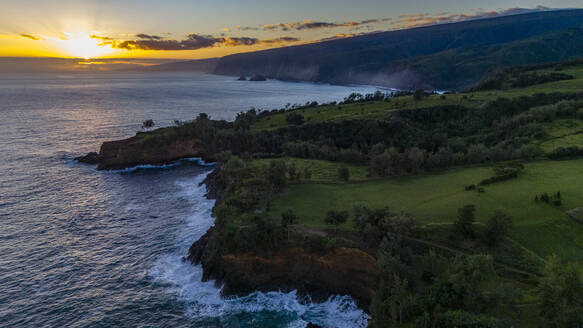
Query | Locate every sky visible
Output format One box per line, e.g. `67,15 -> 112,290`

0,0 -> 581,59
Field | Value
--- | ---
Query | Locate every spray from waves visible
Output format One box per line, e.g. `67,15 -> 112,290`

97,157 -> 217,174
149,172 -> 370,328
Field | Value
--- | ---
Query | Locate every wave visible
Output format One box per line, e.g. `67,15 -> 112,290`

149,172 -> 369,328
106,157 -> 216,174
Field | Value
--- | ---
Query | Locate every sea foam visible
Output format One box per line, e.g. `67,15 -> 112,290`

149,173 -> 370,328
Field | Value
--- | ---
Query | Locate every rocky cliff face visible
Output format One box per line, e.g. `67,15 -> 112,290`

77,135 -> 203,170
98,136 -> 201,170
188,162 -> 380,308
188,229 -> 380,308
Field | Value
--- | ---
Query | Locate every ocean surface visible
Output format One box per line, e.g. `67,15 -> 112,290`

0,72 -> 380,328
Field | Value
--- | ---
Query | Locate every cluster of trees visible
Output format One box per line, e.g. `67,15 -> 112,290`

472,59 -> 580,91
548,146 -> 583,159
474,70 -> 573,90
479,161 -> 524,186
139,92 -> 582,181
450,205 -> 513,248
340,91 -> 394,104
537,255 -> 583,327
287,163 -> 312,181
324,210 -> 349,231
366,211 -> 522,327
535,191 -> 562,207
285,113 -> 305,125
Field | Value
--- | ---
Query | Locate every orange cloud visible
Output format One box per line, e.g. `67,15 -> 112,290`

393,6 -> 553,29
92,33 -> 300,51
20,34 -> 43,41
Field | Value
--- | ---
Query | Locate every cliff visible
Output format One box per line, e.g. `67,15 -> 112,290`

188,230 -> 380,307
189,165 -> 381,308
77,135 -> 203,170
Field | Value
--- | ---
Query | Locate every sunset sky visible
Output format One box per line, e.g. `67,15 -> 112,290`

0,0 -> 580,59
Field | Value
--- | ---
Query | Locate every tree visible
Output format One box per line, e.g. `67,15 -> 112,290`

288,163 -> 299,181
234,109 -> 257,131
338,165 -> 350,182
466,144 -> 488,164
286,113 -> 305,125
484,211 -> 513,247
303,167 -> 312,180
281,208 -> 298,240
266,160 -> 288,192
369,152 -> 392,177
451,205 -> 476,239
406,147 -> 426,173
142,119 -> 154,130
413,89 -> 426,108
324,210 -> 349,231
538,255 -> 583,327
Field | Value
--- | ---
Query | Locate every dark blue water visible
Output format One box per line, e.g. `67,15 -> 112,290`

0,73 -> 375,328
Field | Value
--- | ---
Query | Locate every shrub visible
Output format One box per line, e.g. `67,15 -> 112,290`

484,211 -> 513,247
338,165 -> 350,182
303,167 -> 312,180
479,171 -> 518,185
286,113 -> 305,125
451,205 -> 476,239
369,152 -> 392,177
266,160 -> 288,192
548,146 -> 583,159
324,210 -> 349,230
142,119 -> 155,129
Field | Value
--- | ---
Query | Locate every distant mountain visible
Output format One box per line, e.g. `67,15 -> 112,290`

383,27 -> 583,90
153,9 -> 583,90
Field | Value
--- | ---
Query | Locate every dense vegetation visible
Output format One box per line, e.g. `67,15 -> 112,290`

135,59 -> 583,327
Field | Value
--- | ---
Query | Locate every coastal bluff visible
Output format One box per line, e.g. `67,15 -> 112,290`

78,133 -> 381,310
77,135 -> 202,170
188,237 -> 380,307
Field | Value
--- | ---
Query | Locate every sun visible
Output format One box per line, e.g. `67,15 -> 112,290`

60,32 -> 114,59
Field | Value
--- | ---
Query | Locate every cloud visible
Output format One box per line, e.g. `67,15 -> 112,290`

259,18 -> 390,32
262,20 -> 353,31
316,33 -> 365,42
237,25 -> 259,31
260,36 -> 301,45
393,6 -> 554,29
92,33 -> 299,51
135,33 -> 163,40
20,34 -> 42,41
90,35 -> 113,41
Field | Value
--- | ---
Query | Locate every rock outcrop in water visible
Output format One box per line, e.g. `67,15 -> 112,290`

78,135 -> 205,170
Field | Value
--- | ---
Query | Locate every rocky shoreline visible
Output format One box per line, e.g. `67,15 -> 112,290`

79,136 -> 380,314
76,134 -> 209,170
188,165 -> 380,308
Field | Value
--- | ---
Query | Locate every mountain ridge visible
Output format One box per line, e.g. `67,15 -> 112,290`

148,9 -> 583,89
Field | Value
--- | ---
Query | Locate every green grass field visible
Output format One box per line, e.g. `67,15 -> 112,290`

251,65 -> 583,132
268,159 -> 583,264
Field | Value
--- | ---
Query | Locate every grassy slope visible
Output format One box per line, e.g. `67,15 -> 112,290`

253,63 -> 583,267
267,159 -> 583,264
252,64 -> 583,132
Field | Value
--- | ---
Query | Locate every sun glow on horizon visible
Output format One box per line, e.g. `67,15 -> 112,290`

58,32 -> 115,59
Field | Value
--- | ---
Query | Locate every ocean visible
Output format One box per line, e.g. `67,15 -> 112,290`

0,72 -> 380,328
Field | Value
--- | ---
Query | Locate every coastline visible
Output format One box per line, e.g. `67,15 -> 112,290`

77,138 -> 380,314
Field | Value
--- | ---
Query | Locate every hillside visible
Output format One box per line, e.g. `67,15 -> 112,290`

155,9 -> 583,90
